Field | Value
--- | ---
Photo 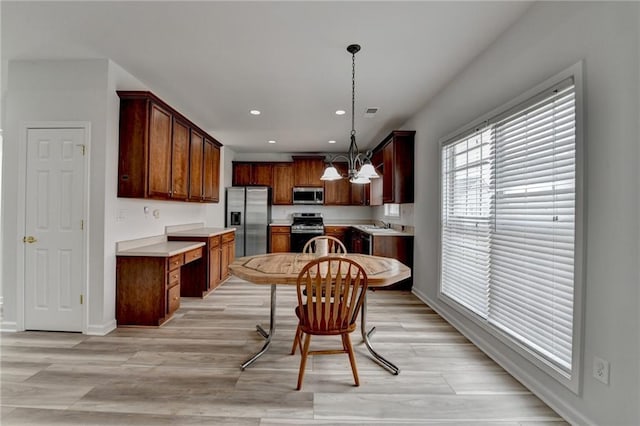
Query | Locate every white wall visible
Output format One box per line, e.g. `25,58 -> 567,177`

407,3 -> 639,425
2,59 -> 226,334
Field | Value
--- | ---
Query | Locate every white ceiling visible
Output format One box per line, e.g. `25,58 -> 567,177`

2,1 -> 531,153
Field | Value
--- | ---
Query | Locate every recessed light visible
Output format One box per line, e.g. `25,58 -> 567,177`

328,140 -> 336,144
268,140 -> 276,144
250,110 -> 261,115
335,110 -> 346,116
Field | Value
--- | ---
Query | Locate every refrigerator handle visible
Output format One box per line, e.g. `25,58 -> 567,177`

230,211 -> 242,226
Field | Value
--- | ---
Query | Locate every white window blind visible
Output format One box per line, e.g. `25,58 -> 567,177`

441,129 -> 493,317
440,78 -> 577,373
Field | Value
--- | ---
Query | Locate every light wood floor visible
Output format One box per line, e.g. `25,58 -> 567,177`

1,277 -> 567,425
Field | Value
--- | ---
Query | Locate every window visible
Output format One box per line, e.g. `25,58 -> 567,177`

440,73 -> 582,389
384,203 -> 400,218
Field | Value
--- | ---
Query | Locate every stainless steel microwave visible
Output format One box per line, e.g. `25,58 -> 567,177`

292,187 -> 324,204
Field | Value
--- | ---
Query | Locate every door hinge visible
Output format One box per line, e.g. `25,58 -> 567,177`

79,144 -> 86,155
81,220 -> 84,230
80,294 -> 84,305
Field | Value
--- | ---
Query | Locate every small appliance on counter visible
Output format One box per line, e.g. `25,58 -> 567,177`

226,187 -> 271,257
290,212 -> 324,252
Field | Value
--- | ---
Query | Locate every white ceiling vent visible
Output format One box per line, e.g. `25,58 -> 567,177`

363,107 -> 379,118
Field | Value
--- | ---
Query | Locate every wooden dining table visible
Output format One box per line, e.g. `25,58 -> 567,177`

228,252 -> 411,375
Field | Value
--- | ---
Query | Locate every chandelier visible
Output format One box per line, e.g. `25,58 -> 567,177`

321,44 -> 379,185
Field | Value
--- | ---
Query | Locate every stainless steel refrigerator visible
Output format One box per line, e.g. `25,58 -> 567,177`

225,187 -> 271,257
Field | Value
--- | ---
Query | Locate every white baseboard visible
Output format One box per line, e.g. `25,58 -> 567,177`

0,321 -> 18,332
411,287 -> 592,426
86,319 -> 117,336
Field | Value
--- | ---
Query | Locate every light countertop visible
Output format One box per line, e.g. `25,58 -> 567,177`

268,222 -> 413,236
116,240 -> 205,257
167,227 -> 236,238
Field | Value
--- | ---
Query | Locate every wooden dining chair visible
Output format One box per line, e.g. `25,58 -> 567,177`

290,256 -> 368,390
302,235 -> 347,255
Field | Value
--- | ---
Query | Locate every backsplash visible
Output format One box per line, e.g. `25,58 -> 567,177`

271,205 -> 372,223
271,204 -> 414,230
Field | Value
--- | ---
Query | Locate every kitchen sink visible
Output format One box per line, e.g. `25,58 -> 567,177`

354,225 -> 398,233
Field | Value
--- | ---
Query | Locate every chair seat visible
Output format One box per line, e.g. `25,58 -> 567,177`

295,305 -> 357,335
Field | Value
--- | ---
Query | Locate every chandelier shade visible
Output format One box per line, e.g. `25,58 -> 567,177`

321,44 -> 379,185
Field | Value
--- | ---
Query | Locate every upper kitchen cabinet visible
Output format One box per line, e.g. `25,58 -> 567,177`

189,134 -> 221,202
292,155 -> 325,187
117,91 -> 222,203
272,162 -> 294,205
350,181 -> 369,206
369,149 -> 384,206
171,118 -> 190,200
324,162 -> 351,205
188,129 -> 204,201
203,138 -> 220,202
232,162 -> 273,187
374,130 -> 415,204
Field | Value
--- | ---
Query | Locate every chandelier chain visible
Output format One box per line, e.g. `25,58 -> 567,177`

351,49 -> 356,138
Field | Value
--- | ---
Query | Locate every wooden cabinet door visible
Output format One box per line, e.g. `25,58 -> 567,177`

269,226 -> 291,253
273,163 -> 294,205
202,138 -> 218,202
252,163 -> 273,186
350,230 -> 363,254
232,163 -> 252,186
324,162 -> 351,205
189,130 -> 204,201
171,118 -> 190,200
369,150 -> 384,206
209,236 -> 222,289
382,141 -> 395,203
148,103 -> 172,198
293,156 -> 325,186
211,144 -> 220,202
350,181 -> 369,205
324,226 -> 348,246
221,232 -> 235,280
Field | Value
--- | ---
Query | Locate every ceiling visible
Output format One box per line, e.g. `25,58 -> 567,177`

2,1 -> 531,154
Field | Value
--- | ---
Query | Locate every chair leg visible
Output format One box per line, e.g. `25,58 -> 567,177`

291,325 -> 302,355
296,334 -> 312,390
342,333 -> 360,387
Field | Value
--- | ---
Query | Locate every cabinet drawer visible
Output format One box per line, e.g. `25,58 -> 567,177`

167,284 -> 180,314
168,254 -> 184,270
209,235 -> 221,248
168,268 -> 180,288
270,226 -> 290,234
222,232 -> 235,243
184,247 -> 203,264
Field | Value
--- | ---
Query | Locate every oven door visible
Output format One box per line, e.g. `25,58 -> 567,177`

290,230 -> 324,253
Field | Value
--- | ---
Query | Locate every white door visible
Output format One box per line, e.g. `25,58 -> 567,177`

24,128 -> 86,331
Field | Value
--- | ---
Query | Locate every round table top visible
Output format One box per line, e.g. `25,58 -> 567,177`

228,252 -> 411,287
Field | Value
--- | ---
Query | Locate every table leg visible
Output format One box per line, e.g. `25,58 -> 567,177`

241,284 -> 276,370
360,291 -> 400,375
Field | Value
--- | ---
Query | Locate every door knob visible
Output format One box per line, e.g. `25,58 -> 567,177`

23,236 -> 37,243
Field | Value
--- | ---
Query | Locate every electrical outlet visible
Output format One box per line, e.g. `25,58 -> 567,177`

593,356 -> 610,385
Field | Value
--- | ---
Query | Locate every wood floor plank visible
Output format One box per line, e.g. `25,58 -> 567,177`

0,277 -> 565,424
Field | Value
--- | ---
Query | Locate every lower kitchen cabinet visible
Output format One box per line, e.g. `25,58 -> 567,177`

269,225 -> 291,253
348,228 -> 414,290
221,231 -> 235,280
373,235 -> 414,289
168,229 -> 235,296
116,246 -> 203,326
324,225 -> 349,246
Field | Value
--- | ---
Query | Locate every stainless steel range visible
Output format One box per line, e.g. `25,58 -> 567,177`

290,212 -> 324,252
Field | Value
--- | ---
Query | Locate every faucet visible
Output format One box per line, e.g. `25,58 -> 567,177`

380,221 -> 392,229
